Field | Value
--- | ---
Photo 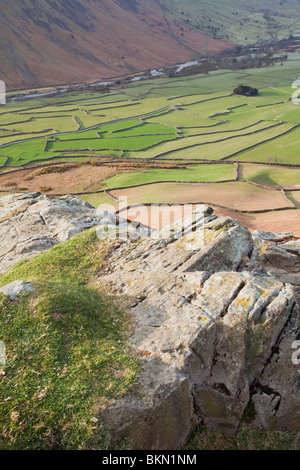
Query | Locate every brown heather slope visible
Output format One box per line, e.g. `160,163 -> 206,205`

0,0 -> 231,90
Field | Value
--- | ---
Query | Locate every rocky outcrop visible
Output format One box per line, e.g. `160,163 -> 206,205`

249,229 -> 300,305
1,193 -> 300,449
0,193 -> 99,274
0,193 -> 150,275
101,210 -> 300,449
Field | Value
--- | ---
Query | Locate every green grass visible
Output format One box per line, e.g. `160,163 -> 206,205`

147,109 -> 223,128
11,116 -> 79,133
173,91 -> 232,106
81,193 -> 115,209
71,112 -> 109,129
183,423 -> 297,450
56,129 -> 106,141
0,137 -> 124,167
102,122 -> 178,137
47,134 -> 178,152
102,164 -> 236,189
159,123 -> 295,161
0,116 -> 80,147
241,163 -> 300,188
285,191 -> 300,209
1,56 -> 300,169
182,120 -> 278,136
0,133 -> 51,147
79,101 -> 137,112
229,125 -> 300,164
56,122 -> 177,142
0,115 -> 34,126
0,139 -> 48,166
99,119 -> 142,133
0,229 -> 139,450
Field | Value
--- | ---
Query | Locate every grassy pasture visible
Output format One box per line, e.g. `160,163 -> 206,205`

0,56 -> 299,176
229,125 -> 300,164
181,120 -> 279,137
157,123 -> 295,161
171,91 -> 233,106
102,163 -> 236,190
0,115 -> 34,126
8,116 -> 80,134
240,164 -> 300,189
161,0 -> 300,46
47,134 -> 178,152
0,132 -> 55,147
102,122 -> 178,138
108,181 -> 291,211
56,119 -> 144,141
286,191 -> 300,209
0,138 -> 122,167
147,109 -> 224,128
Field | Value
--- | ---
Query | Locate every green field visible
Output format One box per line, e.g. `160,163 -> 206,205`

240,164 -> 300,188
0,55 -> 299,196
102,163 -> 236,190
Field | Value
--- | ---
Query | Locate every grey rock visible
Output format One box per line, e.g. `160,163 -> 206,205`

252,301 -> 300,431
101,211 -> 300,447
0,280 -> 35,300
252,229 -> 294,241
278,273 -> 300,286
264,246 -> 298,268
184,271 -> 211,286
103,358 -> 194,450
279,240 -> 300,254
0,193 -> 136,274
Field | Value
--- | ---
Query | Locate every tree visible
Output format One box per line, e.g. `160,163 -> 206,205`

233,84 -> 259,96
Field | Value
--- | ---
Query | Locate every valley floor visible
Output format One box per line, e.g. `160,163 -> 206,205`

1,55 -> 300,235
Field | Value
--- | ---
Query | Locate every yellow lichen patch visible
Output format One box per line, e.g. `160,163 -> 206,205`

234,296 -> 253,308
0,204 -> 30,223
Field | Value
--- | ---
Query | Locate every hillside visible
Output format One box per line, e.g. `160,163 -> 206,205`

0,0 -> 230,90
1,0 -> 300,90
160,0 -> 300,45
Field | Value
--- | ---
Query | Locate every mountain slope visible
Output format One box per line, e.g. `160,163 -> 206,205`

1,0 -> 299,90
160,0 -> 300,45
0,0 -> 230,90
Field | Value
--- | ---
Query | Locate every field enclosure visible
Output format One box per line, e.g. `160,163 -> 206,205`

1,54 -> 300,234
